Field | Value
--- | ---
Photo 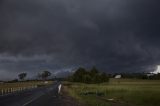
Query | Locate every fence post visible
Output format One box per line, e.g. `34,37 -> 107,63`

5,89 -> 7,94
8,88 -> 9,93
1,89 -> 4,95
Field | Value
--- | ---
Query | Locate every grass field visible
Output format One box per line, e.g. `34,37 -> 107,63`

63,79 -> 160,106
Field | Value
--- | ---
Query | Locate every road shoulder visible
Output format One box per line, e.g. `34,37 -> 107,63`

61,85 -> 84,106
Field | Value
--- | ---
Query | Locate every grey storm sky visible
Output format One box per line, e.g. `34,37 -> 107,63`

0,0 -> 160,79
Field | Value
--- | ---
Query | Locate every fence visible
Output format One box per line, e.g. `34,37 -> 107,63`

0,85 -> 37,96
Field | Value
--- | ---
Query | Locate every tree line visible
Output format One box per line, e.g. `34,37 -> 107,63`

8,68 -> 160,83
68,67 -> 109,84
17,71 -> 52,81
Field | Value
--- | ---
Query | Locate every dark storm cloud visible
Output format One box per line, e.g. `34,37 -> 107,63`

0,0 -> 160,79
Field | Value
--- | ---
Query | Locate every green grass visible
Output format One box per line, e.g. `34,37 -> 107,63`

63,79 -> 160,106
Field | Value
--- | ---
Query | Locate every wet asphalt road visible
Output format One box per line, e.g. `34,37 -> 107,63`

0,82 -> 63,106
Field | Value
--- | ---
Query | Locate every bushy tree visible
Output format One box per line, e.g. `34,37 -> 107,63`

41,71 -> 52,80
100,72 -> 109,82
83,74 -> 92,83
90,66 -> 98,76
18,73 -> 27,80
69,67 -> 109,83
73,67 -> 87,82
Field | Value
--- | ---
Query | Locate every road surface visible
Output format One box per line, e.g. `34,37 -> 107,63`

0,82 -> 77,106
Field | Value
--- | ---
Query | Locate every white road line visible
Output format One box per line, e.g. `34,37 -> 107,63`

23,84 -> 58,106
22,96 -> 40,106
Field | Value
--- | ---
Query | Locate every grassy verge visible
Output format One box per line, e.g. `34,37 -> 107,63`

63,79 -> 160,106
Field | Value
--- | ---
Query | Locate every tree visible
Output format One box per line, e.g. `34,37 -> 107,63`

83,74 -> 92,83
37,73 -> 42,80
100,72 -> 109,82
90,66 -> 98,76
41,71 -> 52,80
18,73 -> 27,80
68,67 -> 109,83
73,67 -> 87,82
